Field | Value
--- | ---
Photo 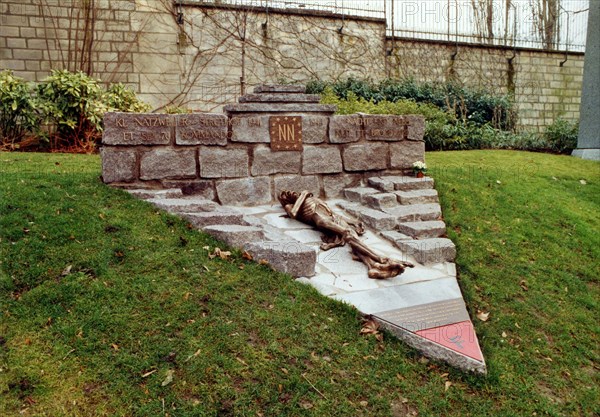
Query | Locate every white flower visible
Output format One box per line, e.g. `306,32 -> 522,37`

412,161 -> 427,171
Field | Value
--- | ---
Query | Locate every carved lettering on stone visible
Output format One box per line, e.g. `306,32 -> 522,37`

269,116 -> 303,151
363,115 -> 409,141
103,113 -> 172,145
175,114 -> 228,146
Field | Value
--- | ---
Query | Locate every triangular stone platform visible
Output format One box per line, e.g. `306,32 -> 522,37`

125,175 -> 486,374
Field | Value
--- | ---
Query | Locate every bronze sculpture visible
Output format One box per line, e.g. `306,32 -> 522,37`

278,190 -> 414,279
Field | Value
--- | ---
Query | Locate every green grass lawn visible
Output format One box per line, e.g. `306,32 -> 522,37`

1,150 -> 598,416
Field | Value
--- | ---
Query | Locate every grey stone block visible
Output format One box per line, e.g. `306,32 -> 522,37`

225,103 -> 336,114
253,84 -> 306,93
302,116 -> 329,144
391,176 -> 435,191
162,180 -> 216,200
216,177 -> 272,206
244,240 -> 317,277
239,93 -> 320,103
404,115 -> 426,141
380,230 -> 413,243
367,176 -> 395,192
252,145 -> 301,176
329,115 -> 363,143
100,147 -> 137,183
395,189 -> 439,205
340,205 -> 396,230
140,148 -> 196,180
322,173 -> 362,198
389,141 -> 426,170
203,225 -> 264,248
181,211 -> 246,228
127,188 -> 183,199
175,113 -> 228,146
149,197 -> 219,213
384,203 -> 442,222
364,193 -> 398,210
363,115 -> 410,141
394,238 -> 456,264
302,146 -> 342,174
397,220 -> 447,239
199,147 -> 249,178
342,143 -> 389,171
274,175 -> 320,196
230,115 -> 270,143
103,112 -> 172,145
344,187 -> 379,202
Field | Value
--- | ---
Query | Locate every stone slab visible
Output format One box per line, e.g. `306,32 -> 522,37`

329,115 -> 363,143
251,146 -> 301,176
395,189 -> 439,205
103,112 -> 172,145
391,176 -> 435,191
302,116 -> 329,144
149,197 -> 218,213
199,147 -> 249,178
100,147 -> 137,183
389,141 -> 426,170
181,211 -> 246,228
302,146 -> 343,174
322,174 -> 362,198
384,203 -> 442,222
367,176 -> 395,192
162,180 -> 215,200
253,84 -> 306,93
126,188 -> 183,199
394,238 -> 456,264
239,93 -> 320,103
350,206 -> 397,230
230,115 -> 270,143
398,220 -> 447,239
344,187 -> 379,202
203,225 -> 264,248
140,148 -> 196,180
380,230 -> 413,243
332,277 -> 462,314
175,113 -> 228,146
376,298 -> 469,332
215,177 -> 272,206
273,175 -> 320,196
342,143 -> 389,171
245,240 -> 317,277
224,103 -> 336,114
364,193 -> 398,210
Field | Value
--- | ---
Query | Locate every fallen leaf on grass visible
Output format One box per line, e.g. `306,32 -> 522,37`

445,381 -> 452,391
161,369 -> 174,386
208,247 -> 231,260
141,369 -> 157,378
242,251 -> 253,260
579,179 -> 587,185
476,310 -> 490,322
258,259 -> 269,266
111,343 -> 119,351
501,331 -> 508,338
184,349 -> 202,362
519,280 -> 529,291
360,318 -> 380,335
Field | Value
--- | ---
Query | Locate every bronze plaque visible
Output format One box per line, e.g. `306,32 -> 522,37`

269,116 -> 302,151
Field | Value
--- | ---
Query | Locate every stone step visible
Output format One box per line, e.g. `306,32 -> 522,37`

393,238 -> 456,264
203,224 -> 264,249
364,193 -> 398,210
337,201 -> 397,230
181,210 -> 246,228
397,220 -> 447,239
344,187 -> 379,203
239,93 -> 320,103
383,203 -> 442,223
127,188 -> 183,200
395,189 -> 439,205
244,240 -> 316,278
253,84 -> 306,94
368,176 -> 434,192
149,197 -> 219,213
380,230 -> 413,244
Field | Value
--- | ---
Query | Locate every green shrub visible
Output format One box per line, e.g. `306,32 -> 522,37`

163,106 -> 192,114
543,118 -> 579,154
0,70 -> 38,149
104,83 -> 151,114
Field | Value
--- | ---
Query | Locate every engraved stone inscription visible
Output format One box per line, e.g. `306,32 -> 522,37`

376,298 -> 469,332
175,114 -> 228,146
103,112 -> 172,146
363,115 -> 409,142
329,115 -> 363,143
230,115 -> 270,143
269,116 -> 303,151
302,115 -> 328,144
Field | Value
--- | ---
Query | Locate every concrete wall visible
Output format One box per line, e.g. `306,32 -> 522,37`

0,0 -> 584,131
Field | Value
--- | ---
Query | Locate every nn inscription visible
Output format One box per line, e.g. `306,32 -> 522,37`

269,116 -> 303,151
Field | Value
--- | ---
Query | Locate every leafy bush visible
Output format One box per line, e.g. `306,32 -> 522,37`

0,70 -> 38,149
34,70 -> 149,152
308,77 -> 516,130
543,118 -> 579,154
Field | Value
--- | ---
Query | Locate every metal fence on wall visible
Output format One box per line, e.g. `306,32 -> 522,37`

190,0 -> 588,52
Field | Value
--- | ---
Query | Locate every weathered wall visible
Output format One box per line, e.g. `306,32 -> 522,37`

0,0 -> 584,131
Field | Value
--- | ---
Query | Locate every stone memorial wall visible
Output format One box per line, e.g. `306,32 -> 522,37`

101,85 -> 425,206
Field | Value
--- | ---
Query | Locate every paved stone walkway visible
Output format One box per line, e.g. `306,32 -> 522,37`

126,176 -> 486,374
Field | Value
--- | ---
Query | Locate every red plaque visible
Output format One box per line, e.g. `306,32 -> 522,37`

269,116 -> 302,151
